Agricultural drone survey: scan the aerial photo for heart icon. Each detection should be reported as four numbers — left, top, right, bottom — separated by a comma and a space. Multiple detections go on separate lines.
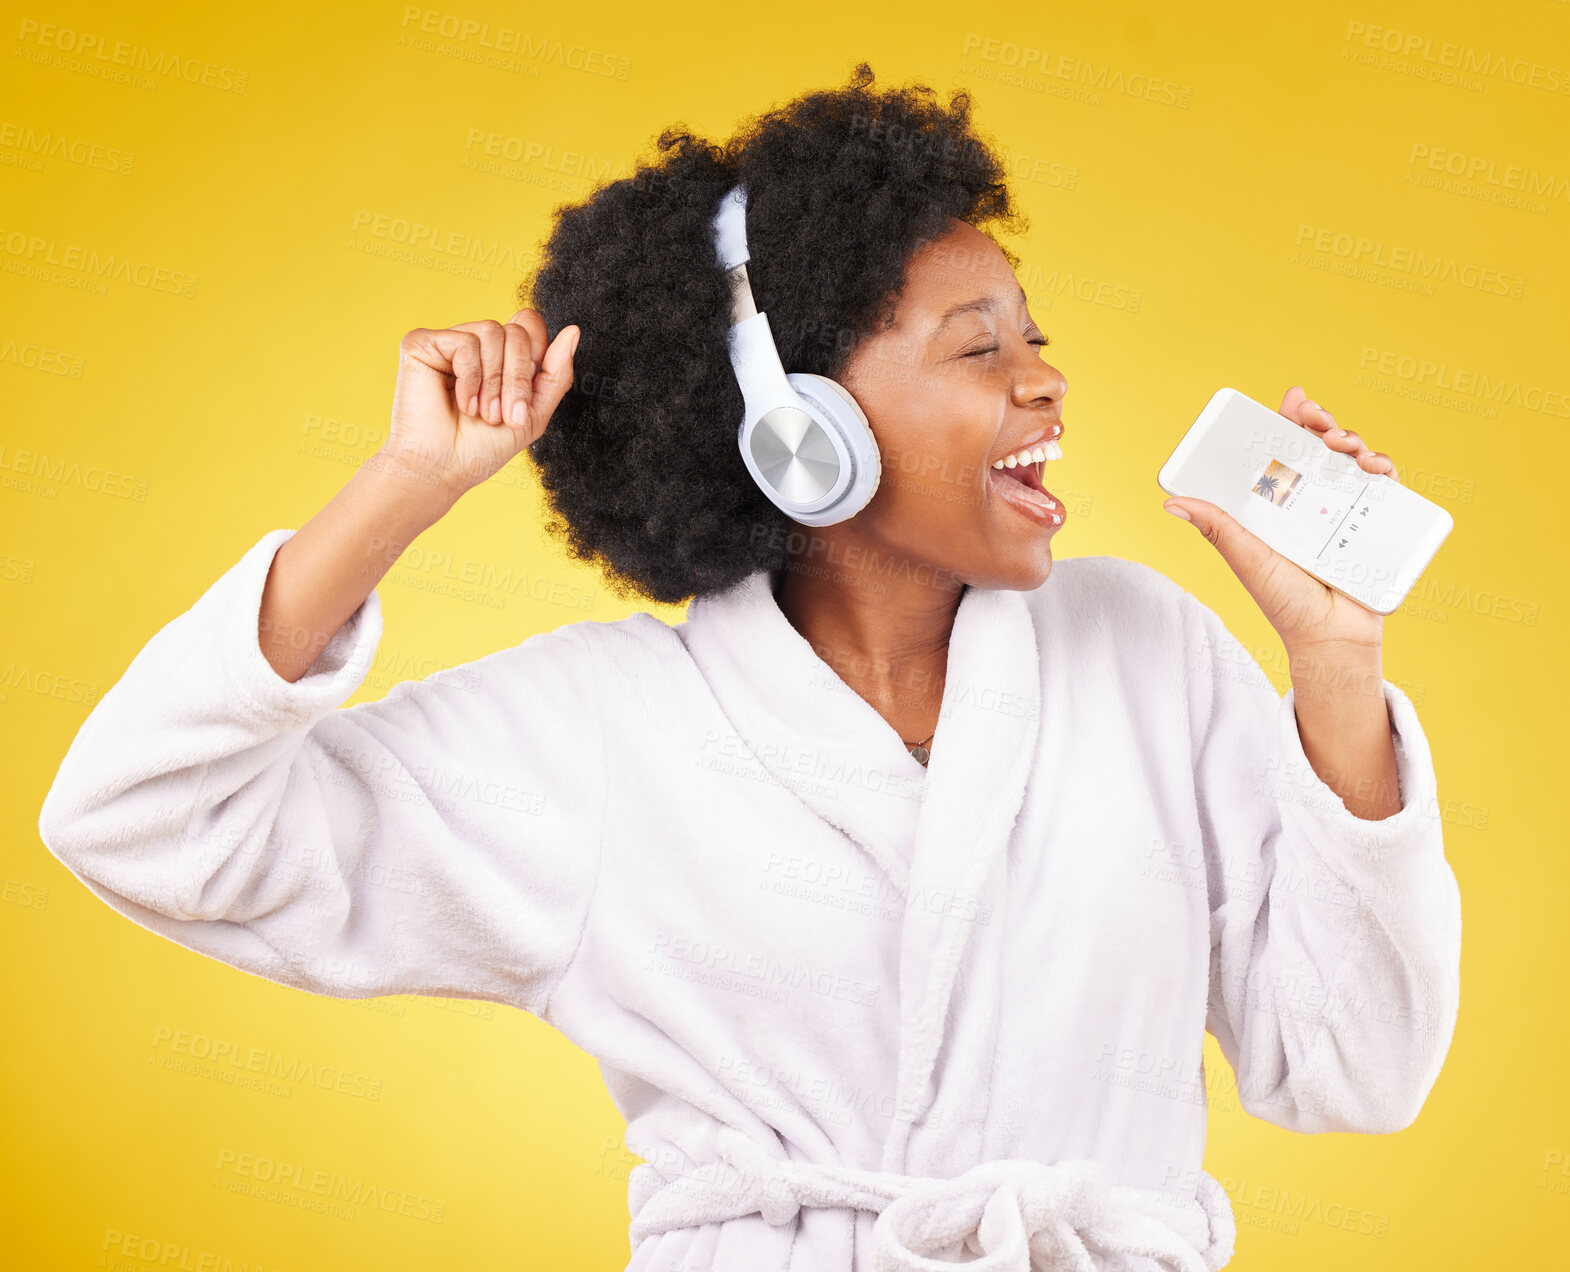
1320, 507, 1328, 514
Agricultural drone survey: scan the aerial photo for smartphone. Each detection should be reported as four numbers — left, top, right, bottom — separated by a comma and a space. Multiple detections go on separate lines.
1157, 387, 1454, 615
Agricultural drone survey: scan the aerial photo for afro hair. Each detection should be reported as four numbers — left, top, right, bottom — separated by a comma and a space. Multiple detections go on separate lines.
518, 60, 1027, 605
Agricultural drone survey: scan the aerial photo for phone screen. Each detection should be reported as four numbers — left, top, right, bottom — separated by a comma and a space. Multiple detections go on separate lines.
1161, 389, 1453, 613
1234, 442, 1384, 569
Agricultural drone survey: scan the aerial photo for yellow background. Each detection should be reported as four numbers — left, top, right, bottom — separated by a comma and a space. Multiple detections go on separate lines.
4, 1, 1566, 1267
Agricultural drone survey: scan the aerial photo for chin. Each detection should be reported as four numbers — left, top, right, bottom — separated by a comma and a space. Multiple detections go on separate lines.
1008, 554, 1056, 592
963, 544, 1056, 593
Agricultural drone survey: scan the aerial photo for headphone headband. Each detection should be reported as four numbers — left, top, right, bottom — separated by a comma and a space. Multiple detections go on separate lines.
713, 183, 751, 271
710, 183, 881, 527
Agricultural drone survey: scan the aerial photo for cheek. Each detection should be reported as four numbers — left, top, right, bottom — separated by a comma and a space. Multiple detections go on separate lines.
859, 375, 996, 519
874, 428, 992, 523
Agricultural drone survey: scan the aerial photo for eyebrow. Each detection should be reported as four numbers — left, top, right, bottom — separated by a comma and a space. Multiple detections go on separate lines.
931, 285, 1030, 338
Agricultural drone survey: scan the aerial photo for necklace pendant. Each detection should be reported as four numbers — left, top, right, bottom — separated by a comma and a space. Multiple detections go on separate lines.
908, 743, 930, 766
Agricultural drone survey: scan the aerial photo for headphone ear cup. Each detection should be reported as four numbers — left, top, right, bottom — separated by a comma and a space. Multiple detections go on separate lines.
786, 372, 881, 520
790, 372, 869, 431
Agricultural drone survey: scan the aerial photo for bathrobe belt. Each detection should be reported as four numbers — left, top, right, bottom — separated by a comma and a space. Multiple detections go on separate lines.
628, 1127, 1237, 1271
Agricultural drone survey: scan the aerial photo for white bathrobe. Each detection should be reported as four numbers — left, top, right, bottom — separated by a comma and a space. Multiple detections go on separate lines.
37, 528, 1463, 1272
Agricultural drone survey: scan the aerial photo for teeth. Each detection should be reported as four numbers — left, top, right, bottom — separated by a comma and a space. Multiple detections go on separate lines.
992, 437, 1063, 469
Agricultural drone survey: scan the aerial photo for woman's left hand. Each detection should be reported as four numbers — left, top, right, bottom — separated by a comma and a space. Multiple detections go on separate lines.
1161, 385, 1400, 658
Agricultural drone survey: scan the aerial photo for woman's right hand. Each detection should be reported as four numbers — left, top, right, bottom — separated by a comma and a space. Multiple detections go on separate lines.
380, 310, 580, 503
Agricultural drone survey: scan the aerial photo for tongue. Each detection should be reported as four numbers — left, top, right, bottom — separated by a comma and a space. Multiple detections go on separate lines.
992, 466, 1056, 512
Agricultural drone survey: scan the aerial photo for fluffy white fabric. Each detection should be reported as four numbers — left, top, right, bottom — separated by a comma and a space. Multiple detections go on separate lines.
38, 529, 1462, 1271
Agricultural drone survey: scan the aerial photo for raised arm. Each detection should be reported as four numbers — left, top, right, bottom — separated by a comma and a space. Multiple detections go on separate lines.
36, 312, 605, 1017
259, 310, 579, 684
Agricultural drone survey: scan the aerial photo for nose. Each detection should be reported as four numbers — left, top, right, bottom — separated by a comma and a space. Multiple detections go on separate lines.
1011, 358, 1067, 411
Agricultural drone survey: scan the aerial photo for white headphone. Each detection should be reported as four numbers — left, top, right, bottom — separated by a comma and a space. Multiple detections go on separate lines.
710, 183, 881, 526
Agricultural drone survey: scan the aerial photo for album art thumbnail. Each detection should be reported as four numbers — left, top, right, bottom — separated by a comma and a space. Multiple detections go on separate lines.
1252, 458, 1301, 506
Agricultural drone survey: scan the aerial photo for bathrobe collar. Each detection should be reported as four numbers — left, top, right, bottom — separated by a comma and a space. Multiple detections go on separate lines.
679, 567, 1044, 1171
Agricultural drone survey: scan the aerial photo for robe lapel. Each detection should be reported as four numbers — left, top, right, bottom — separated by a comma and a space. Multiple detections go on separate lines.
677, 568, 930, 894
881, 583, 1042, 1170
677, 570, 1043, 1172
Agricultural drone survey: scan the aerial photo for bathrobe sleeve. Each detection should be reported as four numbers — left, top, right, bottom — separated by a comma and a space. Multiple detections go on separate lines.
1181, 592, 1462, 1134
36, 529, 607, 1017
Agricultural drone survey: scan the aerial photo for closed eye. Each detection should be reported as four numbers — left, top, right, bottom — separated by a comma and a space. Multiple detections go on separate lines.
964, 337, 1050, 357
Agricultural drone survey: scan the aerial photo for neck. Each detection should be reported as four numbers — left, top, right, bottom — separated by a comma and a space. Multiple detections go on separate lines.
773, 534, 963, 740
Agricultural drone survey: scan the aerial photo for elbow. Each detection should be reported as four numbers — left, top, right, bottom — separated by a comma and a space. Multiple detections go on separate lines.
37, 788, 238, 924
1292, 1020, 1457, 1134
36, 752, 131, 869
37, 783, 94, 869
1313, 907, 1463, 1134
1313, 1070, 1440, 1135
1242, 1071, 1434, 1135
1376, 998, 1461, 1133
1345, 947, 1462, 1134
37, 776, 133, 873
1239, 1006, 1459, 1135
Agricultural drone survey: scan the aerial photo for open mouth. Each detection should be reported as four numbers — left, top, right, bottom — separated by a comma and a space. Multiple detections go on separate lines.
989, 440, 1064, 528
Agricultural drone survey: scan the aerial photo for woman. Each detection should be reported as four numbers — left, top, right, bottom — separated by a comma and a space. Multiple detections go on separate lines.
38, 64, 1461, 1272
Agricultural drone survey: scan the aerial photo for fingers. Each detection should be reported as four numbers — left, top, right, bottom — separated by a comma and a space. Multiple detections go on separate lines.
509, 309, 548, 364
1358, 450, 1398, 480
1284, 386, 1401, 484
410, 312, 575, 435
449, 334, 483, 418
504, 309, 551, 430
528, 324, 580, 436
402, 327, 485, 416
1317, 414, 1399, 481
1279, 385, 1314, 425
449, 320, 509, 422
1280, 385, 1334, 434
1163, 494, 1278, 585
462, 312, 557, 430
501, 310, 577, 436
501, 320, 535, 427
